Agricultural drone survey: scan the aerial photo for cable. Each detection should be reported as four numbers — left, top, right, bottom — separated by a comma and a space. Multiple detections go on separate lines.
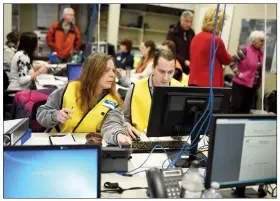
117, 144, 170, 176
97, 4, 101, 52
168, 4, 227, 168
101, 182, 147, 194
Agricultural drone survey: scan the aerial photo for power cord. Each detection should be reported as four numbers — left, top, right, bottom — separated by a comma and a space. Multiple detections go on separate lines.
101, 182, 147, 194
117, 144, 171, 176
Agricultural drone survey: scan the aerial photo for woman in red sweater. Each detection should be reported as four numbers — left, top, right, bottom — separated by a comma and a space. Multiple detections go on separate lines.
188, 7, 232, 87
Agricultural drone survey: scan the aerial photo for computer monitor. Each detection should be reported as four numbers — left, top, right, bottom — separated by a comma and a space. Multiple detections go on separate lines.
67, 64, 83, 81
206, 114, 277, 198
4, 145, 101, 198
146, 86, 231, 167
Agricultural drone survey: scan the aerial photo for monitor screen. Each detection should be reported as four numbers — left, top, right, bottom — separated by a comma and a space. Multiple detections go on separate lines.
4, 145, 100, 198
67, 64, 82, 81
206, 115, 277, 188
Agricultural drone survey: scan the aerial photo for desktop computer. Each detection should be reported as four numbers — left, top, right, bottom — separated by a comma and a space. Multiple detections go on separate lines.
4, 145, 101, 198
132, 86, 231, 165
206, 114, 277, 198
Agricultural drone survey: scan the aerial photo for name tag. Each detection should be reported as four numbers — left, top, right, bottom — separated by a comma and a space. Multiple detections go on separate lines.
102, 99, 117, 110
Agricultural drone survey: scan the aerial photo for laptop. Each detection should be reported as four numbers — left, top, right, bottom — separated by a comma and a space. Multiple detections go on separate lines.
4, 145, 101, 198
67, 64, 83, 81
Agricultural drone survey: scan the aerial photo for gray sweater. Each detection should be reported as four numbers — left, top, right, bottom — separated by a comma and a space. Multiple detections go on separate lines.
36, 85, 126, 145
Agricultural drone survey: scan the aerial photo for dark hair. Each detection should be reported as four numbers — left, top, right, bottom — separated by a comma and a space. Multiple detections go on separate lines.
161, 40, 176, 57
17, 32, 38, 63
153, 49, 175, 68
119, 39, 133, 52
144, 40, 156, 59
6, 31, 20, 46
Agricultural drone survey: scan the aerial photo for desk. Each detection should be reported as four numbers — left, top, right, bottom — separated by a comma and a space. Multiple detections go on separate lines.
23, 133, 274, 198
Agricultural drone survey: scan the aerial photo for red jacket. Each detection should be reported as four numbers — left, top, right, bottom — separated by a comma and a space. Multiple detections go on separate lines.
46, 20, 81, 59
188, 31, 232, 87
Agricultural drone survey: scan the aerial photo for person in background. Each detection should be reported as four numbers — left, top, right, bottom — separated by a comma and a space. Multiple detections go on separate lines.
135, 40, 156, 78
167, 11, 195, 75
161, 40, 184, 82
4, 31, 20, 72
8, 32, 49, 90
120, 49, 184, 140
188, 7, 232, 87
230, 31, 265, 113
46, 7, 81, 63
36, 52, 131, 145
115, 39, 134, 70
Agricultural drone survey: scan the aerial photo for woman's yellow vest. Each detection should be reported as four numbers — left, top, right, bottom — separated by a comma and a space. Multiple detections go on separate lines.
51, 81, 118, 133
131, 76, 184, 132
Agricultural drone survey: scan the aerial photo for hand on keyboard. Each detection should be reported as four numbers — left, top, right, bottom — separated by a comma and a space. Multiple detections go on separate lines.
125, 123, 140, 140
117, 134, 132, 145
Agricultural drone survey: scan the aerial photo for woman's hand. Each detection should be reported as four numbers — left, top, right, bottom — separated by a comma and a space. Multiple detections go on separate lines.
117, 134, 132, 145
57, 108, 73, 124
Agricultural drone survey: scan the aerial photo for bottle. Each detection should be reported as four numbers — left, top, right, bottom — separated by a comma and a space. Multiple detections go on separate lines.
202, 182, 223, 198
181, 160, 204, 198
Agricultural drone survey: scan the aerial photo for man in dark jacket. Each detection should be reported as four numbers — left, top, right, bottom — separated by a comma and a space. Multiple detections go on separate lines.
167, 11, 195, 75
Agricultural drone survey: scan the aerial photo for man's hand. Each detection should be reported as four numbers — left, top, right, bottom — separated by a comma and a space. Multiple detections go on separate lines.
126, 123, 140, 140
116, 68, 126, 77
184, 60, 190, 67
117, 134, 132, 144
57, 108, 72, 124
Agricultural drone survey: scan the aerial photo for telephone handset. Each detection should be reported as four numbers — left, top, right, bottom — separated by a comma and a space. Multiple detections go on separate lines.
146, 167, 183, 198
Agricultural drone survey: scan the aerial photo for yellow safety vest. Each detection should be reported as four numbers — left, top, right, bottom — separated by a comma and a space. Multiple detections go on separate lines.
131, 76, 184, 132
51, 81, 118, 133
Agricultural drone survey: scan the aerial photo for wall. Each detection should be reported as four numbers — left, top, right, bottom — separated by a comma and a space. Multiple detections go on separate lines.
19, 4, 36, 32
4, 4, 12, 43
193, 4, 277, 110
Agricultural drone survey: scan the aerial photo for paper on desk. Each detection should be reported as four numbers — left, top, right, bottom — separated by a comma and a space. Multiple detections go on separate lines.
36, 74, 57, 85
50, 134, 77, 145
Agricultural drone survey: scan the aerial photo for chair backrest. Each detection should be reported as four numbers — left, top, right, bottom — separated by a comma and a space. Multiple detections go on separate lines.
12, 89, 54, 132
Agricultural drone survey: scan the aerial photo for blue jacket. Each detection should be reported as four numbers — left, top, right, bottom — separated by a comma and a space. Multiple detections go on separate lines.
115, 52, 134, 69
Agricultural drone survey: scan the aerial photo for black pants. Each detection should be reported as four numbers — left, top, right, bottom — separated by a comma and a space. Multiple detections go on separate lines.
230, 82, 258, 114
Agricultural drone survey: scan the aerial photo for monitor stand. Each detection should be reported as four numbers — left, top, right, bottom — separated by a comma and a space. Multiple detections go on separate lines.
220, 187, 260, 198
174, 109, 208, 168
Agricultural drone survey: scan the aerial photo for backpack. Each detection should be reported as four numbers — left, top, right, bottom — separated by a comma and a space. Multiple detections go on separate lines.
264, 90, 277, 114
11, 89, 54, 132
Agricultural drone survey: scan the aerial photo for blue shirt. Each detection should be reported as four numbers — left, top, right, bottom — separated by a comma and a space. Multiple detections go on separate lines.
115, 52, 134, 69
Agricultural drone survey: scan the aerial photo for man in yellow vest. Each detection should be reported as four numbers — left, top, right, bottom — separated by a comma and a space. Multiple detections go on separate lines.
123, 49, 185, 140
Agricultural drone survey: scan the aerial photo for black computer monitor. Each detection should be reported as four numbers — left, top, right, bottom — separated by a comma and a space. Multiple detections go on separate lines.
206, 114, 277, 198
146, 86, 231, 167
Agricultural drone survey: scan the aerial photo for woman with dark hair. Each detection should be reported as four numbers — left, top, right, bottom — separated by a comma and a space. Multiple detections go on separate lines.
135, 40, 156, 78
4, 31, 20, 72
37, 52, 131, 145
8, 32, 49, 90
115, 38, 134, 70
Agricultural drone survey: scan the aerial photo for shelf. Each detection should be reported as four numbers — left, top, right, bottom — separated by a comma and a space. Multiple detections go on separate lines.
119, 26, 143, 31
121, 8, 144, 15
144, 29, 167, 34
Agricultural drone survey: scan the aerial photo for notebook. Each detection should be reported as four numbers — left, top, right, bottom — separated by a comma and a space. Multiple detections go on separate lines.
4, 145, 101, 198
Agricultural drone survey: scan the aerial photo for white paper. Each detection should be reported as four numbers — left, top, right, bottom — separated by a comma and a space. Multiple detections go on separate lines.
50, 134, 77, 145
36, 74, 57, 86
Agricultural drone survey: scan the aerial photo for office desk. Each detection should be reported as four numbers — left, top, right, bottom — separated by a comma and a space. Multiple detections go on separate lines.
23, 133, 274, 198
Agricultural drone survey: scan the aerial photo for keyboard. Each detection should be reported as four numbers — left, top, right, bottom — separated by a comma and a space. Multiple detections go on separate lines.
132, 140, 189, 153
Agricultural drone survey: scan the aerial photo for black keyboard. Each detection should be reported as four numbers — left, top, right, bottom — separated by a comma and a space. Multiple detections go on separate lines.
132, 141, 189, 153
